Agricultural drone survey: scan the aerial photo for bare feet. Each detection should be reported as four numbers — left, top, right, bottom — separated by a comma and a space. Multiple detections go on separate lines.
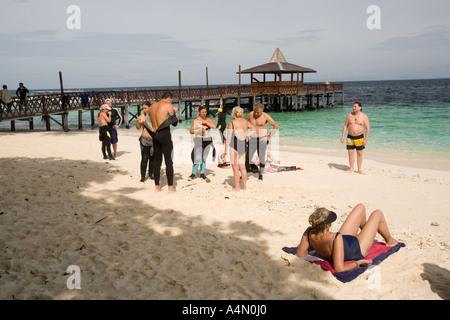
155, 185, 162, 192
386, 238, 399, 247
232, 188, 240, 192
345, 169, 354, 173
168, 186, 176, 193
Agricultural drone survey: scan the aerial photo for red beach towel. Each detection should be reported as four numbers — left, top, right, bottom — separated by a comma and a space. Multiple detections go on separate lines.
282, 241, 405, 283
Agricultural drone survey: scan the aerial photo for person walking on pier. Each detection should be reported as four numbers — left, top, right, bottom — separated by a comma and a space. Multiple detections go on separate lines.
145, 91, 179, 193
16, 82, 29, 112
1, 85, 12, 119
188, 105, 216, 183
245, 103, 279, 180
341, 102, 370, 174
97, 104, 114, 160
105, 98, 122, 159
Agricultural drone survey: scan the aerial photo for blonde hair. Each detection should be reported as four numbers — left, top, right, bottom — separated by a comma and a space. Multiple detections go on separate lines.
308, 207, 332, 234
231, 106, 244, 119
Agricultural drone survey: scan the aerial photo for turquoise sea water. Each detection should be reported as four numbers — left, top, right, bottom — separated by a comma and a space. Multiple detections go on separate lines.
177, 79, 450, 160
2, 79, 450, 162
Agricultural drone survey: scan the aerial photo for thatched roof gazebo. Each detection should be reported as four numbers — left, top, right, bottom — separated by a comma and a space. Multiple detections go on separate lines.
238, 47, 316, 91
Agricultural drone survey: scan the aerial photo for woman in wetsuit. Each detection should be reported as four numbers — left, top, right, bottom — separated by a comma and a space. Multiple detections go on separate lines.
97, 104, 114, 160
296, 203, 398, 272
188, 105, 216, 182
224, 106, 256, 192
136, 101, 154, 182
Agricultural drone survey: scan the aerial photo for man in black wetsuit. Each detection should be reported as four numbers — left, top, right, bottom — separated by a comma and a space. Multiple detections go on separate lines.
216, 107, 226, 143
146, 91, 178, 193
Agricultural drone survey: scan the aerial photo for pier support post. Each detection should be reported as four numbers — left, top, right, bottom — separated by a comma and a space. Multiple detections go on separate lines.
63, 112, 69, 132
29, 118, 33, 130
125, 105, 130, 129
91, 109, 95, 126
78, 110, 83, 129
44, 115, 50, 131
11, 120, 15, 131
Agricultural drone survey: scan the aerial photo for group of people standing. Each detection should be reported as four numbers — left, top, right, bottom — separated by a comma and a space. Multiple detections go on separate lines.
99, 90, 370, 193
224, 104, 279, 191
132, 91, 281, 193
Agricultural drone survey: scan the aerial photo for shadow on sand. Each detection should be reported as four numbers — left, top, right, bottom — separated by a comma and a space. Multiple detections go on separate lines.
0, 157, 334, 300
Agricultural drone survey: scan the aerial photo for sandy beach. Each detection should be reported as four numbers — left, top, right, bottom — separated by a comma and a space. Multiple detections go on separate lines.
0, 128, 449, 300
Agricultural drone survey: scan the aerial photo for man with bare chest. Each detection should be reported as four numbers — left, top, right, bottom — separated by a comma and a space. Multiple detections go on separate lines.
145, 91, 179, 193
340, 102, 370, 174
246, 103, 279, 180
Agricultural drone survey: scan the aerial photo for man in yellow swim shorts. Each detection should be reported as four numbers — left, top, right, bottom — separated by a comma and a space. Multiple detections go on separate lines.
340, 102, 370, 174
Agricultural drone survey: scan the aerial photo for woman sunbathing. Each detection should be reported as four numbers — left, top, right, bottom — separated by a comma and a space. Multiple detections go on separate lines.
296, 203, 398, 272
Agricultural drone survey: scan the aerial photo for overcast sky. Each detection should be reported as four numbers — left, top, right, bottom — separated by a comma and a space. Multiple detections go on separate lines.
1, 0, 449, 89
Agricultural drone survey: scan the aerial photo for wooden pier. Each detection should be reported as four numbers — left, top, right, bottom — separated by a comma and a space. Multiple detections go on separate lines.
0, 48, 344, 132
0, 82, 343, 132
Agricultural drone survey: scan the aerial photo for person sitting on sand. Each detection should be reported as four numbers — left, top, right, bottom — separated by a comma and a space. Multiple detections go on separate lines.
97, 104, 114, 160
224, 106, 256, 192
188, 105, 216, 182
296, 203, 398, 272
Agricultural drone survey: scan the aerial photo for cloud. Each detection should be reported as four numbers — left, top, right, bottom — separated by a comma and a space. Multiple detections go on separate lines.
244, 29, 323, 47
0, 30, 207, 60
371, 26, 450, 51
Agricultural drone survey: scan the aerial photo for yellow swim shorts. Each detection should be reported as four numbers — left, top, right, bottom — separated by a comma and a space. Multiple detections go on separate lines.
346, 134, 365, 150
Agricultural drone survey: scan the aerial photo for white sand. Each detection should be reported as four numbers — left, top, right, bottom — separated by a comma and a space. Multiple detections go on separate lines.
0, 129, 449, 300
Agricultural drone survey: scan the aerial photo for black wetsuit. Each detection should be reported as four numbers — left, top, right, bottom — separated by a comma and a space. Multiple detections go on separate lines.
146, 114, 178, 186
246, 136, 268, 176
217, 112, 226, 143
16, 86, 29, 101
99, 125, 113, 159
139, 133, 154, 181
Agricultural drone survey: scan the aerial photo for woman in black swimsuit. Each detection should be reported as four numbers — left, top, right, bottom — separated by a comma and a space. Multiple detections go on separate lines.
296, 203, 398, 272
224, 107, 256, 191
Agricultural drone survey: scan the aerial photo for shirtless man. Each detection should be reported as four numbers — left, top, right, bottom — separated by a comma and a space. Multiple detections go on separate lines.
245, 103, 279, 180
146, 91, 178, 193
340, 102, 370, 174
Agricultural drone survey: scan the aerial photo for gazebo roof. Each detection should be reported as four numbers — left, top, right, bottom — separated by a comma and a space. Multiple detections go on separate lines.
240, 47, 316, 74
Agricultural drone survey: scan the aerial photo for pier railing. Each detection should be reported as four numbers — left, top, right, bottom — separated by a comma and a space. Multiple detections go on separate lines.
1, 83, 343, 121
